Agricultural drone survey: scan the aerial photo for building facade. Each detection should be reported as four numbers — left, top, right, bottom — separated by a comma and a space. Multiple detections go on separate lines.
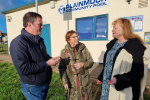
1, 0, 150, 63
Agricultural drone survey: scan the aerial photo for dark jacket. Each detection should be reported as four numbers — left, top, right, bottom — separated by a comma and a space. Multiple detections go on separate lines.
98, 38, 146, 100
10, 28, 52, 85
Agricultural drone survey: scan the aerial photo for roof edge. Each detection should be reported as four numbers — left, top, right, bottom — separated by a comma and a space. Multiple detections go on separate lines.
1, 0, 50, 14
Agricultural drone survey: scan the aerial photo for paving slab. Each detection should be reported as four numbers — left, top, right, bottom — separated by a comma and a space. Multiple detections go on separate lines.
0, 54, 13, 63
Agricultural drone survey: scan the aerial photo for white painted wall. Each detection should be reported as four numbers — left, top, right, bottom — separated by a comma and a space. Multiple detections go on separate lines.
6, 0, 150, 66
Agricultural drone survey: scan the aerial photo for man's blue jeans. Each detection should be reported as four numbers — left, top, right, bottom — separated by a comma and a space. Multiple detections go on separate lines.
21, 82, 49, 100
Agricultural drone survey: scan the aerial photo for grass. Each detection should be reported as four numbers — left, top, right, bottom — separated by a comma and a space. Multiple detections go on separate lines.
144, 93, 150, 100
0, 62, 66, 100
0, 44, 8, 54
0, 44, 8, 50
0, 62, 150, 100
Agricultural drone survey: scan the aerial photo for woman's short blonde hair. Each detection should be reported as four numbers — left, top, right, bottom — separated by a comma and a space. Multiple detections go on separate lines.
65, 30, 78, 42
112, 18, 144, 44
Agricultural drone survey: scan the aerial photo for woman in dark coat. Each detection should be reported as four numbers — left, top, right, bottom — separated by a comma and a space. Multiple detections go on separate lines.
97, 18, 147, 100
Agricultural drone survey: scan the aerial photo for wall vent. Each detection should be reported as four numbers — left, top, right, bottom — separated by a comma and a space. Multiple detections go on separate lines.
138, 0, 148, 8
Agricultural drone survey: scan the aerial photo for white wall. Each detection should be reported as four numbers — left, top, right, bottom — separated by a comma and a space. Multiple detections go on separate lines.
6, 0, 150, 64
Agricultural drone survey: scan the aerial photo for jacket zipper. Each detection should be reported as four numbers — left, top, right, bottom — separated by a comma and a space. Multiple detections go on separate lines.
74, 47, 81, 100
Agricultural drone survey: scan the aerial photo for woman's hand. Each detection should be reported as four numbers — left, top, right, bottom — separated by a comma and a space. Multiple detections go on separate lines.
64, 84, 68, 90
108, 77, 117, 85
97, 80, 102, 84
74, 62, 84, 69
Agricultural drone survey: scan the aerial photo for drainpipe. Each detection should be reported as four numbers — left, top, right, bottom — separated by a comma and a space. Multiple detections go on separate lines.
35, 0, 38, 13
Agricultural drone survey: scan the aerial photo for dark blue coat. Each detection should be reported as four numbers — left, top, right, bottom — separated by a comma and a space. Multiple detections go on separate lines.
10, 28, 52, 85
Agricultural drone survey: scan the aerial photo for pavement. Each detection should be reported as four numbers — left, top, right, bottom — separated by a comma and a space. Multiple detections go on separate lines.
0, 54, 13, 63
0, 54, 150, 87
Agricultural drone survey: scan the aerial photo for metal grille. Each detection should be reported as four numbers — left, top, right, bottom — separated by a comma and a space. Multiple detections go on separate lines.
138, 0, 148, 8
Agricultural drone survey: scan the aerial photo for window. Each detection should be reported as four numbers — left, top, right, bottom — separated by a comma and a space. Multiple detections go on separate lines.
76, 14, 108, 41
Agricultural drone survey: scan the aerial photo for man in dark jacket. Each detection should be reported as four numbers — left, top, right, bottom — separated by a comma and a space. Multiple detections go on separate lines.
10, 12, 60, 100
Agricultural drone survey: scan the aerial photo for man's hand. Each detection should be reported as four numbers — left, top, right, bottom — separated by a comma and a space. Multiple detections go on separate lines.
46, 56, 61, 66
97, 80, 102, 84
108, 77, 117, 85
52, 56, 61, 64
74, 62, 84, 69
64, 84, 68, 90
52, 56, 61, 60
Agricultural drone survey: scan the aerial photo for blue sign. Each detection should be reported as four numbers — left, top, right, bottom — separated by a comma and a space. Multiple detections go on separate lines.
58, 0, 109, 15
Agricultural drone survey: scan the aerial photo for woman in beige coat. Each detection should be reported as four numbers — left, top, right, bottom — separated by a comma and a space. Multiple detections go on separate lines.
59, 30, 94, 100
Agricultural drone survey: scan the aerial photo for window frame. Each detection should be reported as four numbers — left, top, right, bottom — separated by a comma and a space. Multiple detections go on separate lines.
75, 14, 109, 41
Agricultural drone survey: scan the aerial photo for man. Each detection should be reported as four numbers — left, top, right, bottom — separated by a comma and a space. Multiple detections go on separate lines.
10, 12, 60, 100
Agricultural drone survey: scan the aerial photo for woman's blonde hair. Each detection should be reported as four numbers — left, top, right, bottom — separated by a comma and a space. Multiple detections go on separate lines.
112, 18, 144, 45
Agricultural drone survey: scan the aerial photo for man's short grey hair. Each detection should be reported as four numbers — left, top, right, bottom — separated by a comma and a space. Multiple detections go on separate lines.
23, 12, 42, 28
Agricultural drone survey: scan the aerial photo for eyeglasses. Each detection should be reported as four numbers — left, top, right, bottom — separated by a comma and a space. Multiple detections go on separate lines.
32, 23, 43, 27
70, 36, 79, 39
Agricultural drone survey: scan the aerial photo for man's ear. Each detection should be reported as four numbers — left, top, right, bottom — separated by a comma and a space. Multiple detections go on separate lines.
27, 22, 32, 27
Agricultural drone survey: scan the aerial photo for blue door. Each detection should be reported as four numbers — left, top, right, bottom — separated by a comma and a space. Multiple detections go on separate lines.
41, 24, 51, 56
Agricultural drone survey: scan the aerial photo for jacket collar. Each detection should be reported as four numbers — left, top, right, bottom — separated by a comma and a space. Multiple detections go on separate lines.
107, 38, 146, 51
65, 42, 85, 51
106, 38, 117, 50
21, 28, 43, 43
107, 38, 146, 62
